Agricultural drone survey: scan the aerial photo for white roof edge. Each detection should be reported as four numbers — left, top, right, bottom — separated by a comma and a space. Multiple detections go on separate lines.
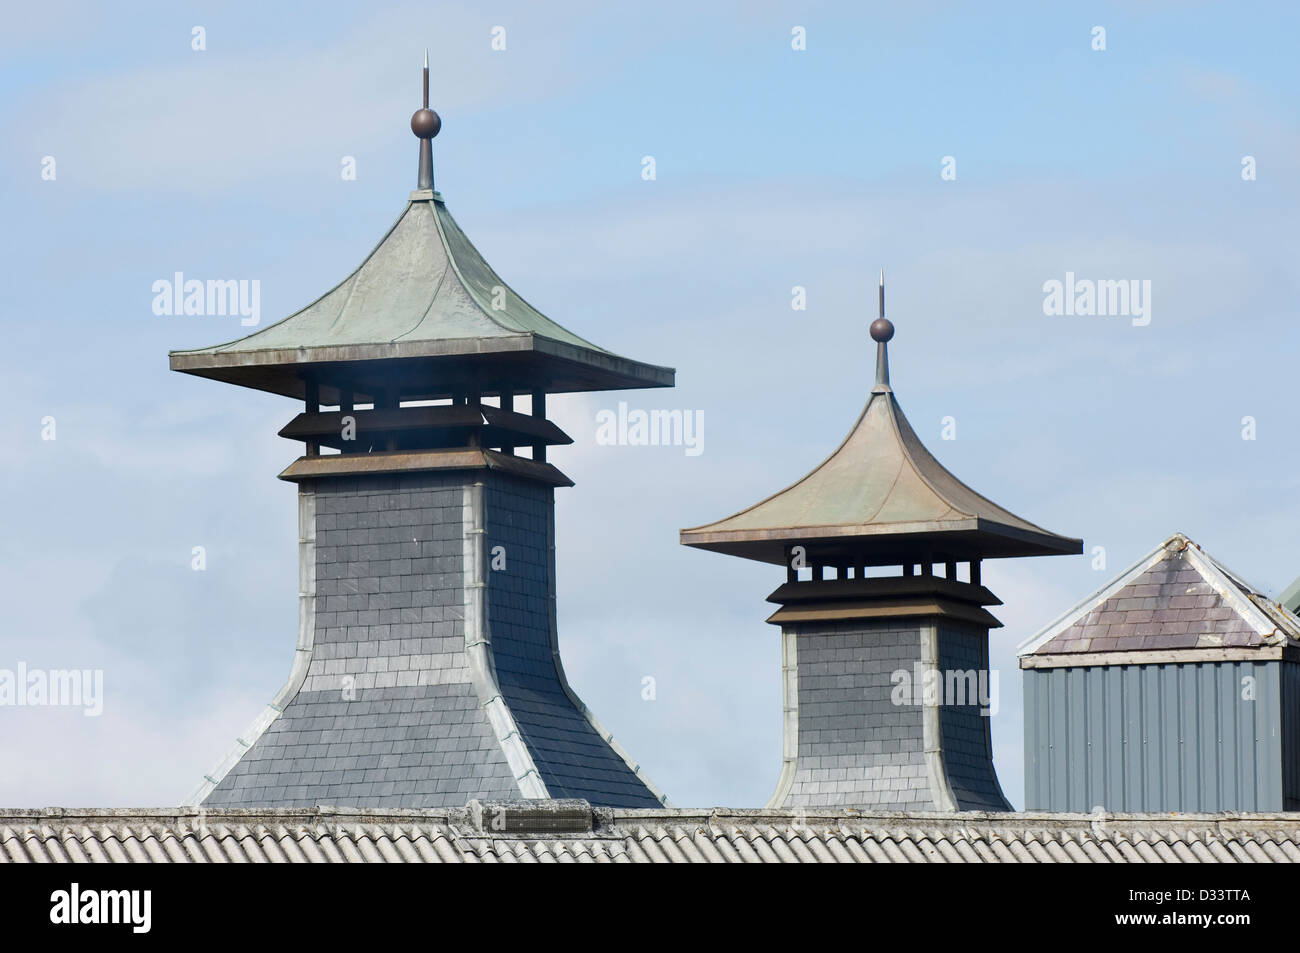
461, 483, 549, 799
1016, 533, 1188, 656
1183, 542, 1299, 640
1181, 545, 1272, 636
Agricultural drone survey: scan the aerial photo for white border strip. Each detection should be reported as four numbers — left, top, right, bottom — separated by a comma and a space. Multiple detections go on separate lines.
1021, 646, 1287, 669
462, 481, 549, 799
764, 629, 799, 809
920, 622, 960, 811
1184, 544, 1285, 640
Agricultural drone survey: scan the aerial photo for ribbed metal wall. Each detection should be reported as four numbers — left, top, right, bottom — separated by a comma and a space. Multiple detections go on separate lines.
1282, 661, 1300, 810
1024, 661, 1288, 813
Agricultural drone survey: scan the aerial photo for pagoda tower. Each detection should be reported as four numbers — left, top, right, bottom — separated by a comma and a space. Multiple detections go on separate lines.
680, 276, 1080, 811
172, 63, 672, 810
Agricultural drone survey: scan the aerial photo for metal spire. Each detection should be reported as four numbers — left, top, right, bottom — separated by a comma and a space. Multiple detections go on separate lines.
870, 268, 894, 391
410, 50, 441, 190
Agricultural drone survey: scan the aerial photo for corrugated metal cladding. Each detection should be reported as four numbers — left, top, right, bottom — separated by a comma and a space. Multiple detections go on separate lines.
1024, 661, 1294, 813
1283, 661, 1300, 809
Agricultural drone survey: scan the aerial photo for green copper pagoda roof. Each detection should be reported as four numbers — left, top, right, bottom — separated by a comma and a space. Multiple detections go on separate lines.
170, 67, 672, 404
680, 291, 1081, 567
170, 192, 673, 403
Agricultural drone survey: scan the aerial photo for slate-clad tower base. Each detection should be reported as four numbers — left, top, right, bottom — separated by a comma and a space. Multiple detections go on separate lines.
766, 577, 1012, 812
194, 462, 665, 810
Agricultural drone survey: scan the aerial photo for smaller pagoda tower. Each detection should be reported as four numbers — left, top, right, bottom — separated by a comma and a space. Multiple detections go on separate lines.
681, 275, 1081, 812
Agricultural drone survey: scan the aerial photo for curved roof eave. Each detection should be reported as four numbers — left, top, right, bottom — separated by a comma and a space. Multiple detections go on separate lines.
680, 385, 1080, 561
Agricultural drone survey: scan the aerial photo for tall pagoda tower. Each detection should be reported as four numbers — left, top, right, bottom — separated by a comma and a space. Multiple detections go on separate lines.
681, 278, 1080, 811
171, 64, 672, 810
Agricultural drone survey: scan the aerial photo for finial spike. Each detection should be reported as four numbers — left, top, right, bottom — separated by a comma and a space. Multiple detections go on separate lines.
869, 267, 894, 392
411, 53, 441, 191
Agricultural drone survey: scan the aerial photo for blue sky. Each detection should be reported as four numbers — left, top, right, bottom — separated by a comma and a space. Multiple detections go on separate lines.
1, 0, 1297, 808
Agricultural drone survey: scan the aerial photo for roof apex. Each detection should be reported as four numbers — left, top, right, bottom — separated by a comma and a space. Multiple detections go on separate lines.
1018, 533, 1300, 658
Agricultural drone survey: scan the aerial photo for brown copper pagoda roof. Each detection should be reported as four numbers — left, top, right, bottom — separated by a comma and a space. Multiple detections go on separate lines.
680, 290, 1081, 567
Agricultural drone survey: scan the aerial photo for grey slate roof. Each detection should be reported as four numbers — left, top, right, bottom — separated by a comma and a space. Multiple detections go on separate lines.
4, 806, 1299, 863
482, 478, 663, 806
1020, 533, 1300, 660
772, 619, 1011, 813
169, 193, 674, 402
195, 471, 665, 811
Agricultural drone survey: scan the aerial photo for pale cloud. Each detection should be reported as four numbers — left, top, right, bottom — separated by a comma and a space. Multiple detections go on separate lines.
6, 1, 624, 194
0, 0, 107, 57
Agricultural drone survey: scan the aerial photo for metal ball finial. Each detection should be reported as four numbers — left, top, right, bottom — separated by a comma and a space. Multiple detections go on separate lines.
411, 108, 441, 139
414, 52, 438, 190
870, 317, 894, 343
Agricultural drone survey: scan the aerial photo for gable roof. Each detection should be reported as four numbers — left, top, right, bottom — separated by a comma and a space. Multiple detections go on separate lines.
4, 806, 1298, 863
680, 379, 1081, 566
1018, 533, 1300, 660
169, 193, 674, 403
1282, 575, 1300, 615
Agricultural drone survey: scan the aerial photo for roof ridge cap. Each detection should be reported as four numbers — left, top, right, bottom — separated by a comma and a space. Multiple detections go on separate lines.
389, 260, 451, 343
882, 391, 977, 521
429, 200, 620, 358
1183, 543, 1284, 639
889, 392, 1074, 538
427, 199, 530, 338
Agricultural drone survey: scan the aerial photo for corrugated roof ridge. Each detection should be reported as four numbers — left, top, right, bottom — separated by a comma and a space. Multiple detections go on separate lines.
8, 808, 1300, 862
